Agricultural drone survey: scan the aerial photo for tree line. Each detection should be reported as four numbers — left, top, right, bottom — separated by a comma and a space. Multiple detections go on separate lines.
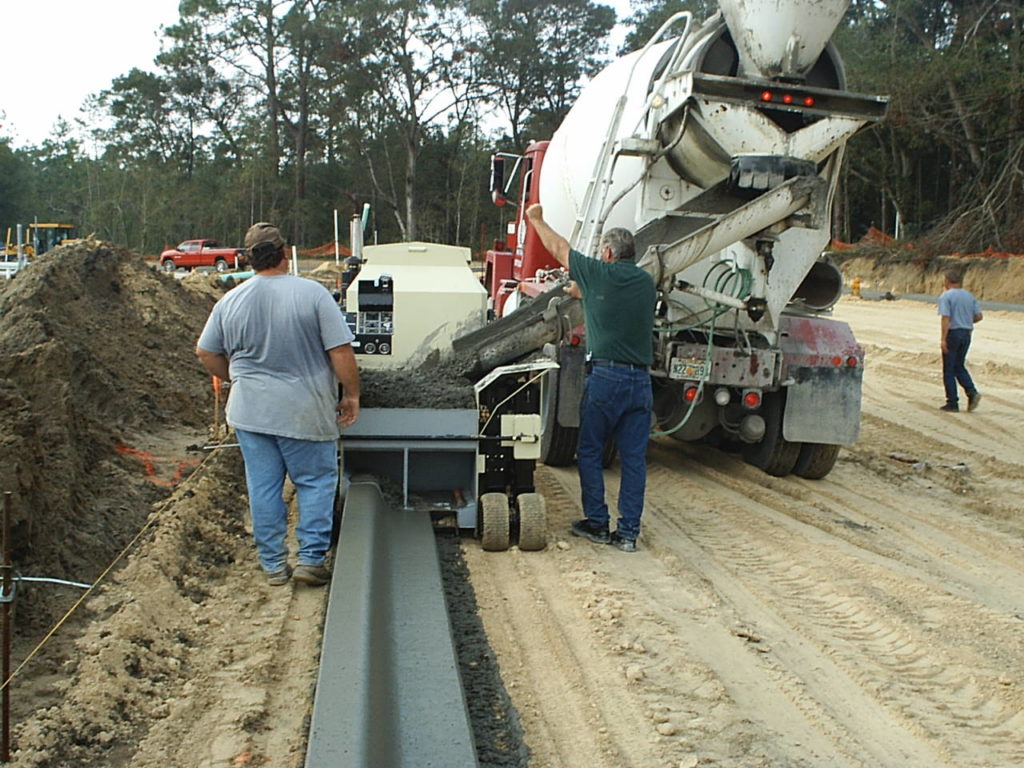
1, 0, 1021, 258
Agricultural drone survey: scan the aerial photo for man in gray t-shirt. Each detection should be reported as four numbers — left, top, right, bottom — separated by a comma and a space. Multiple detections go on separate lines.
196, 222, 360, 586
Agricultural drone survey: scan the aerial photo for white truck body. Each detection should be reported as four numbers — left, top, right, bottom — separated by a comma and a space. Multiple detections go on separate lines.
461, 0, 888, 478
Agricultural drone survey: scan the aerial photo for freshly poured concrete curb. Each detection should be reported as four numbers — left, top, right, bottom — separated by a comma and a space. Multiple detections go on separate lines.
305, 479, 477, 768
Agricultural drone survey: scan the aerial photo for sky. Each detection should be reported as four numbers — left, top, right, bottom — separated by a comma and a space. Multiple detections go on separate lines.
1, 0, 187, 148
1, 0, 636, 149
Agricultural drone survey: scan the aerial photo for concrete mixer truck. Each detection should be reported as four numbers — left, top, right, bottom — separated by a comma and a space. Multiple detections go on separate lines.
455, 0, 888, 479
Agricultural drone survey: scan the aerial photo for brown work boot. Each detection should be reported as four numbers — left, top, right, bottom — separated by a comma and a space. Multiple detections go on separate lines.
267, 565, 292, 587
293, 563, 331, 586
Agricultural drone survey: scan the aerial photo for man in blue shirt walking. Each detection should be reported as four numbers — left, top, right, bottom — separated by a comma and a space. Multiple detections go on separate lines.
938, 268, 983, 412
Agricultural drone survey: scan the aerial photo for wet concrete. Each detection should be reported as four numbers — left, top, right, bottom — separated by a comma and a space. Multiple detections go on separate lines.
359, 351, 479, 409
437, 529, 530, 768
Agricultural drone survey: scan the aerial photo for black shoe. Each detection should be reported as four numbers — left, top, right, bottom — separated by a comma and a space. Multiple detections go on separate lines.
968, 392, 981, 411
570, 519, 610, 544
939, 403, 958, 412
609, 532, 637, 553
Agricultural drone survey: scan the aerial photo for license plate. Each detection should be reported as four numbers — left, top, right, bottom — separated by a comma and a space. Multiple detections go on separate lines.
669, 357, 708, 380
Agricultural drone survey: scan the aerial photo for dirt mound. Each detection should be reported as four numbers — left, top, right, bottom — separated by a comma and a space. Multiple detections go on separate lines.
0, 241, 214, 629
10, 447, 253, 768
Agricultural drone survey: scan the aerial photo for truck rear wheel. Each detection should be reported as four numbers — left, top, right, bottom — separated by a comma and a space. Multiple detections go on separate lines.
793, 443, 840, 479
214, 258, 229, 272
742, 391, 799, 477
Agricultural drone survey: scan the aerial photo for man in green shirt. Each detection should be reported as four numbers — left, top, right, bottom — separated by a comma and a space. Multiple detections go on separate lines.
525, 204, 657, 552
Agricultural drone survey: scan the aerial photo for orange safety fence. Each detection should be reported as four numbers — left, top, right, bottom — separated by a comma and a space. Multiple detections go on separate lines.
298, 242, 352, 259
831, 226, 1023, 259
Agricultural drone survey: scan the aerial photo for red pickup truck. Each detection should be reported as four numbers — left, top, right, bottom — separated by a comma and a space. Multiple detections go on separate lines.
159, 239, 247, 272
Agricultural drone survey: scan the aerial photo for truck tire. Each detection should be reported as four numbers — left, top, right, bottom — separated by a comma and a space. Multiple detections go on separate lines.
214, 258, 229, 272
480, 493, 510, 551
516, 493, 547, 551
161, 260, 176, 273
793, 443, 840, 479
541, 372, 578, 467
742, 391, 799, 477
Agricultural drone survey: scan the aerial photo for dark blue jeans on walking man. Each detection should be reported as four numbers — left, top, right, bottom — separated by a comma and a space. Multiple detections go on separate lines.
576, 364, 653, 541
942, 328, 977, 407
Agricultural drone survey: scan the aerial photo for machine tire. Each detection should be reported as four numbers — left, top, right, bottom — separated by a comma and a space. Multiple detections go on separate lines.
480, 492, 510, 551
742, 391, 799, 477
214, 258, 229, 272
161, 260, 177, 273
516, 493, 547, 551
541, 371, 578, 467
793, 443, 840, 479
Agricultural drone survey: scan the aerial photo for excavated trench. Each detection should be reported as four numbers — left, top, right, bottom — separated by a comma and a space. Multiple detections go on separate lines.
0, 244, 525, 766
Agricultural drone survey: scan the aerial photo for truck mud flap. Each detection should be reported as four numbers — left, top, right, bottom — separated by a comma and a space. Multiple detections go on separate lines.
782, 366, 861, 445
779, 315, 863, 445
556, 345, 585, 428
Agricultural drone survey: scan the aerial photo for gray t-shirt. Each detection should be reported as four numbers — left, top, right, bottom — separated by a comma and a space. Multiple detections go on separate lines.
197, 274, 355, 440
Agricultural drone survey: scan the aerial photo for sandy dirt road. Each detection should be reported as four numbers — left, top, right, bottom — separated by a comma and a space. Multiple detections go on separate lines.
464, 295, 1024, 768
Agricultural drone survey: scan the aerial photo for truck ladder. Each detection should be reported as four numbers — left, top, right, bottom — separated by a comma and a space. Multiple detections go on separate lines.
571, 12, 693, 256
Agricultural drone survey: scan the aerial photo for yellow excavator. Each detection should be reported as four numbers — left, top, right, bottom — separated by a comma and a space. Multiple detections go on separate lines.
2, 223, 78, 277
3, 222, 77, 260
2, 223, 77, 278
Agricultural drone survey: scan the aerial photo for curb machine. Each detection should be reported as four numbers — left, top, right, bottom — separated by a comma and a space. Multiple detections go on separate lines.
457, 0, 888, 479
338, 240, 552, 550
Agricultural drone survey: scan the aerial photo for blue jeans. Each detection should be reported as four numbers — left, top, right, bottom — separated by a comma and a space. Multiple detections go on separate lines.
576, 365, 653, 540
942, 328, 977, 406
235, 429, 338, 573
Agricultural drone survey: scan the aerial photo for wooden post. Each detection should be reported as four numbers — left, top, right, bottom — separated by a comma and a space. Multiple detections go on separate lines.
2, 491, 12, 762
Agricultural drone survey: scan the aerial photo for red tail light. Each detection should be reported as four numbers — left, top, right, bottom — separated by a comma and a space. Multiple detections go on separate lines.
758, 91, 816, 109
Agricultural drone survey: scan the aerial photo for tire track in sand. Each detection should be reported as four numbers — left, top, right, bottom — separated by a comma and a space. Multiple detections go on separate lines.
638, 445, 1024, 768
462, 474, 679, 768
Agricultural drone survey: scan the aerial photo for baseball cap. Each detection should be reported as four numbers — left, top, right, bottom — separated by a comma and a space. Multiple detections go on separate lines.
244, 222, 285, 251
